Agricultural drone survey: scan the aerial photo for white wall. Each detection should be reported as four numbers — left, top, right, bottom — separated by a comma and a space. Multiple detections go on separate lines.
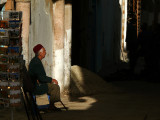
64, 4, 72, 89
29, 0, 54, 77
29, 0, 72, 92
120, 0, 127, 51
0, 0, 7, 4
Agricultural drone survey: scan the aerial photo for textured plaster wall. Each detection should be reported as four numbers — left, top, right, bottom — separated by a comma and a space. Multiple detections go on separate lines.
16, 1, 30, 67
52, 0, 65, 91
64, 4, 72, 89
29, 0, 71, 92
29, 0, 54, 77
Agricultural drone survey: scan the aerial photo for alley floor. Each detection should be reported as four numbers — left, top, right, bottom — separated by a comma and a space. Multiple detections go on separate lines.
41, 80, 160, 120
1, 80, 160, 120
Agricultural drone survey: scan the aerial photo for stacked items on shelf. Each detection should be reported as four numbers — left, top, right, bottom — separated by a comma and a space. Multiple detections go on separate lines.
0, 11, 23, 108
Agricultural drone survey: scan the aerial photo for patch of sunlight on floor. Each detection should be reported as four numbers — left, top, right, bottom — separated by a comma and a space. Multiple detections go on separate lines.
67, 96, 97, 110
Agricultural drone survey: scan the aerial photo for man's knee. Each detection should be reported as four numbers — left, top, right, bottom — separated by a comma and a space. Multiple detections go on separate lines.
51, 84, 60, 91
48, 83, 60, 93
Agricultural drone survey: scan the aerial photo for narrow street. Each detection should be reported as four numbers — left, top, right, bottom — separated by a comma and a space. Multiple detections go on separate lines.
42, 62, 160, 120
1, 68, 160, 120
0, 0, 160, 120
42, 80, 160, 120
42, 63, 160, 120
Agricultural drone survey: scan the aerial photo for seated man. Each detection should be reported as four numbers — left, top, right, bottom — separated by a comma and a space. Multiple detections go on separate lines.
28, 44, 61, 111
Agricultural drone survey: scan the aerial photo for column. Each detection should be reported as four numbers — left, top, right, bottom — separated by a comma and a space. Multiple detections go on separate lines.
5, 0, 14, 10
53, 0, 65, 92
15, 0, 31, 68
64, 3, 72, 93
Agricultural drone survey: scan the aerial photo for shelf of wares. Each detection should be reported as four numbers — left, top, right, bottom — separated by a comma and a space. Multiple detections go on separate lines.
0, 11, 23, 109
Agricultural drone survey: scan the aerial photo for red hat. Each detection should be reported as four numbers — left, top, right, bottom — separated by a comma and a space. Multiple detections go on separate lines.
33, 44, 44, 53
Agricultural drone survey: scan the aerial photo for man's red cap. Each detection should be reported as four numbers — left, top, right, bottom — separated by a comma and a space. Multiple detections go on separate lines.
33, 44, 44, 53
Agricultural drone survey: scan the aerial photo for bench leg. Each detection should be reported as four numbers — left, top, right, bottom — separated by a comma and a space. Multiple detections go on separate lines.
59, 100, 68, 111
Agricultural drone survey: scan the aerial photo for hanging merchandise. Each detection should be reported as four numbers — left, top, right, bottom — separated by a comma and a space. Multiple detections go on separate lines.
0, 20, 8, 28
0, 45, 8, 54
9, 20, 21, 29
8, 29, 20, 38
0, 29, 8, 36
2, 11, 9, 20
0, 11, 23, 108
0, 37, 9, 45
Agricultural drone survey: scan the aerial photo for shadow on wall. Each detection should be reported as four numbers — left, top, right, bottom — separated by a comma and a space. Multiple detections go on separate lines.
67, 0, 124, 103
69, 0, 123, 98
112, 0, 122, 64
98, 0, 122, 78
71, 0, 122, 74
71, 0, 93, 71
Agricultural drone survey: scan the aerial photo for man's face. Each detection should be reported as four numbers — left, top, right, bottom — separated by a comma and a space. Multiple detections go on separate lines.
40, 47, 46, 59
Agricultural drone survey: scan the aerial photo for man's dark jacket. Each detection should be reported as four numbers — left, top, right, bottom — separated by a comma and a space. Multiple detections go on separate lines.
28, 56, 52, 95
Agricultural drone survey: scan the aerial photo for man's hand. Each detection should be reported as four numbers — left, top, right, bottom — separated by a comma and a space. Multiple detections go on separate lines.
52, 79, 58, 85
